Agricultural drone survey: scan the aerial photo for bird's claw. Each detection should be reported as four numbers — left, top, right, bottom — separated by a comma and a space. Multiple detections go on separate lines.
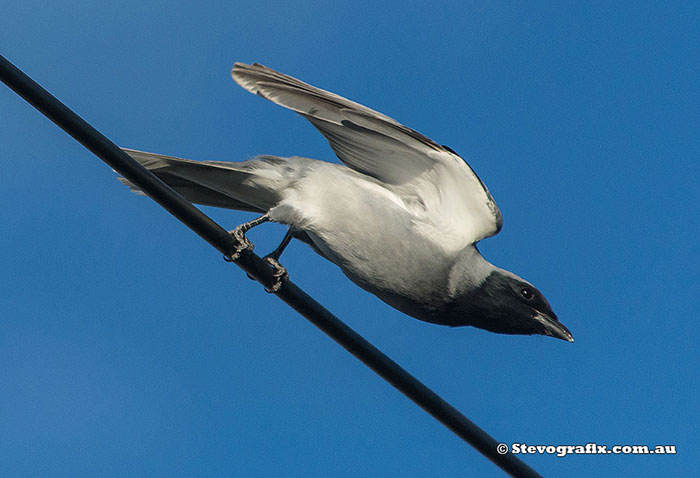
223, 226, 254, 262
223, 217, 287, 292
263, 256, 288, 293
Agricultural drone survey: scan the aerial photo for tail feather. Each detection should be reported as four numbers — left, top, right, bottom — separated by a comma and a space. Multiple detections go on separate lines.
117, 174, 262, 212
118, 149, 287, 213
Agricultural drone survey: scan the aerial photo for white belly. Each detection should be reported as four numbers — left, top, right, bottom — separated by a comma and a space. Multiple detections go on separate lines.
268, 163, 452, 303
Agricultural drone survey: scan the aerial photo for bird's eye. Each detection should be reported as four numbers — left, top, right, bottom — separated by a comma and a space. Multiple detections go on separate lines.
520, 287, 534, 300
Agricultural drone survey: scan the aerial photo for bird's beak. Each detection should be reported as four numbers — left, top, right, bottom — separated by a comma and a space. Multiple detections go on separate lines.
534, 312, 574, 342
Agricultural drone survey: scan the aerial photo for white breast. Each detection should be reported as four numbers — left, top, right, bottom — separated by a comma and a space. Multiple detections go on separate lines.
268, 162, 454, 297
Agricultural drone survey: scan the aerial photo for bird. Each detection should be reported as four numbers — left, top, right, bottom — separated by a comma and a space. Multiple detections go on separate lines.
119, 62, 573, 342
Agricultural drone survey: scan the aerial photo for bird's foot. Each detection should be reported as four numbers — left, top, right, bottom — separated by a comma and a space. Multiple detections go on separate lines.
224, 225, 254, 262
262, 256, 288, 293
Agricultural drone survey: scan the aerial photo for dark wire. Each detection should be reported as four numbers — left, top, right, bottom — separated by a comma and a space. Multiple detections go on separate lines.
0, 54, 541, 478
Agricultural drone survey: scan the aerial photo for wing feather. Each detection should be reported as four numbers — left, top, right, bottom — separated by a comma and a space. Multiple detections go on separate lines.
232, 62, 502, 243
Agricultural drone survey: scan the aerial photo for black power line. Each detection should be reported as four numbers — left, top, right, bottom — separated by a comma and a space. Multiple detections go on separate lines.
0, 54, 541, 478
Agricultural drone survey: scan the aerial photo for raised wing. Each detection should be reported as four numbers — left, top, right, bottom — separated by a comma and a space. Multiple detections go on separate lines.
232, 62, 502, 244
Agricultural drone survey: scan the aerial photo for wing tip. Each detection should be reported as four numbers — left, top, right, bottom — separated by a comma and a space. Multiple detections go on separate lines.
231, 61, 270, 81
231, 62, 249, 85
231, 61, 250, 75
232, 62, 269, 93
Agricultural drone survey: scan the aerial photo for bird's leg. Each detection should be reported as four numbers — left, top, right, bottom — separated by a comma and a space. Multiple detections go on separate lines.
260, 228, 293, 293
265, 227, 294, 262
243, 227, 294, 292
224, 213, 271, 262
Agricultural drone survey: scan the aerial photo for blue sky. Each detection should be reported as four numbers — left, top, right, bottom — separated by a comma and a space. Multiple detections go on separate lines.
1, 2, 697, 476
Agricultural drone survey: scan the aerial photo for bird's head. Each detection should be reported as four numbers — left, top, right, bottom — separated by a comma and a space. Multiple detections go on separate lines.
452, 270, 573, 342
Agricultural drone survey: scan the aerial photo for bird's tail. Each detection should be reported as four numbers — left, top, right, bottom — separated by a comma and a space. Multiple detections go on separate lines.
118, 149, 296, 213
